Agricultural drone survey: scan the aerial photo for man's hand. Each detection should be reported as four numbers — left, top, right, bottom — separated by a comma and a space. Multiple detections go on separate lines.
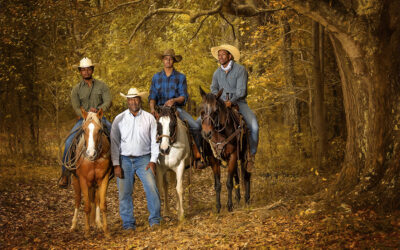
225, 101, 232, 108
114, 165, 123, 179
89, 107, 98, 112
145, 162, 156, 175
164, 98, 175, 107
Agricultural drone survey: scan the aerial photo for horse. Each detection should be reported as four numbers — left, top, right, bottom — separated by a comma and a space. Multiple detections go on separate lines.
199, 87, 251, 212
155, 106, 192, 221
70, 107, 112, 237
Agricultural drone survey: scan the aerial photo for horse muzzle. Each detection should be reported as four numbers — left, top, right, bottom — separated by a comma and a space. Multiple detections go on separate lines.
160, 146, 171, 156
202, 130, 212, 140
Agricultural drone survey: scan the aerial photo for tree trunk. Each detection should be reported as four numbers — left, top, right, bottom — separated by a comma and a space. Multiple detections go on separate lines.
281, 17, 300, 144
312, 21, 327, 169
286, 0, 400, 209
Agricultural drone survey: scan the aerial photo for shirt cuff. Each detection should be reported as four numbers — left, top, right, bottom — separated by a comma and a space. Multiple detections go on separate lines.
150, 155, 158, 163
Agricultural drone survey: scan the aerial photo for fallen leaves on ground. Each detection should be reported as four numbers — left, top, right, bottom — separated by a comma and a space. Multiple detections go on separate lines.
0, 165, 399, 249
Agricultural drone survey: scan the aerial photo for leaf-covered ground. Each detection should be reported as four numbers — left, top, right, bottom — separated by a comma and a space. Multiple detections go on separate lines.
0, 164, 399, 249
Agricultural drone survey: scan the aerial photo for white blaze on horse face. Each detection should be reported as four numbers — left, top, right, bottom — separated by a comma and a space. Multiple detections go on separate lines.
86, 122, 96, 157
159, 116, 171, 151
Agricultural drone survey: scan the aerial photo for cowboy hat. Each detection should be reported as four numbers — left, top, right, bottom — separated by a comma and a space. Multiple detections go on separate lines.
157, 49, 182, 62
211, 44, 241, 61
120, 88, 148, 98
75, 57, 97, 68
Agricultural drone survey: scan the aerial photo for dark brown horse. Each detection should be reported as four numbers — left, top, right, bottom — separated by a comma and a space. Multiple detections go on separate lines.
70, 108, 112, 237
199, 87, 251, 212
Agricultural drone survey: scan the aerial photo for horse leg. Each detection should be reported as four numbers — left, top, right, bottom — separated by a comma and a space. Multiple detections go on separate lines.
243, 163, 251, 205
95, 188, 102, 229
226, 153, 238, 212
79, 177, 91, 237
89, 187, 96, 227
211, 163, 221, 213
70, 175, 80, 232
234, 165, 241, 206
156, 166, 169, 216
98, 171, 111, 237
175, 162, 185, 221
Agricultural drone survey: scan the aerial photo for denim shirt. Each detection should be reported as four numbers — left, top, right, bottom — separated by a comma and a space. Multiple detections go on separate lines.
210, 61, 248, 104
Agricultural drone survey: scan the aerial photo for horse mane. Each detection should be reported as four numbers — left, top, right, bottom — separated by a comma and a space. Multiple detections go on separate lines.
85, 112, 102, 126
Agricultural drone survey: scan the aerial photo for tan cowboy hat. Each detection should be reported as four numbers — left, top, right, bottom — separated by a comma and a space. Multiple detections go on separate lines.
120, 88, 148, 99
157, 48, 182, 62
211, 44, 240, 61
74, 57, 97, 68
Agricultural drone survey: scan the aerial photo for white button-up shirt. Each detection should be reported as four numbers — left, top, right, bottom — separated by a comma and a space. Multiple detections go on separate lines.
110, 109, 159, 165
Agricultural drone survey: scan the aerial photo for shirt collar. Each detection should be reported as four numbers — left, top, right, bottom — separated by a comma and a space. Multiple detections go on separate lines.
128, 109, 143, 117
162, 69, 176, 77
80, 78, 96, 87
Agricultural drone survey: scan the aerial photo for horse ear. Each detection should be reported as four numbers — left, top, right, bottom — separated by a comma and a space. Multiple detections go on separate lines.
199, 87, 206, 98
216, 88, 224, 99
81, 107, 88, 119
97, 108, 103, 119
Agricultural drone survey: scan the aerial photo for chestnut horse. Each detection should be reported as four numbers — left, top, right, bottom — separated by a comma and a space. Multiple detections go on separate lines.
70, 108, 112, 237
199, 87, 251, 212
155, 106, 192, 221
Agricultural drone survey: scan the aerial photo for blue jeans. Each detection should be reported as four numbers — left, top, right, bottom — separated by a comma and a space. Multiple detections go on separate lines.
117, 154, 161, 229
61, 117, 111, 172
237, 102, 259, 155
176, 107, 202, 150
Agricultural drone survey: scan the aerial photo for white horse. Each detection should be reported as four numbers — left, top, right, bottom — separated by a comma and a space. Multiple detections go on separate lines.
155, 106, 192, 221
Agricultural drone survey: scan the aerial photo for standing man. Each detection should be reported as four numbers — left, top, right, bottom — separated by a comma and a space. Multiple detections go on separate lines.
58, 57, 112, 188
210, 44, 259, 171
111, 88, 161, 230
149, 48, 204, 168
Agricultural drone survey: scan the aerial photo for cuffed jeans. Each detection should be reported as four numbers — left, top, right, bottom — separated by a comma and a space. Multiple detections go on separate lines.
237, 102, 259, 155
176, 107, 202, 150
61, 117, 111, 172
117, 154, 161, 229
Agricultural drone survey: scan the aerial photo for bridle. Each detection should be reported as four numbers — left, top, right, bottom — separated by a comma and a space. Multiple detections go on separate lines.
156, 108, 178, 144
82, 118, 105, 161
201, 101, 227, 133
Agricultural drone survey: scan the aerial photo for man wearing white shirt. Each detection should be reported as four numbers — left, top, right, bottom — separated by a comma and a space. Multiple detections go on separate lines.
110, 88, 161, 230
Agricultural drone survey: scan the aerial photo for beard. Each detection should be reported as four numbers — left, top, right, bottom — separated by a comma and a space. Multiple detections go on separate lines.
84, 76, 93, 80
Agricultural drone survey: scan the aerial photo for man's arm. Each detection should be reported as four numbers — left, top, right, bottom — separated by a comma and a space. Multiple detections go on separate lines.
110, 115, 123, 178
210, 71, 220, 95
71, 86, 82, 117
98, 83, 112, 112
231, 66, 248, 103
145, 115, 160, 175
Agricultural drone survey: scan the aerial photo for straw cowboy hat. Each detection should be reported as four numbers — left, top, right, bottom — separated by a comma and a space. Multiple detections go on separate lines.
211, 44, 241, 61
120, 88, 148, 99
74, 57, 98, 69
157, 49, 182, 62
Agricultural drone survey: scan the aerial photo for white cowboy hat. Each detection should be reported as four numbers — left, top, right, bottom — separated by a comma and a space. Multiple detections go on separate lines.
75, 57, 97, 68
211, 44, 241, 61
120, 88, 148, 98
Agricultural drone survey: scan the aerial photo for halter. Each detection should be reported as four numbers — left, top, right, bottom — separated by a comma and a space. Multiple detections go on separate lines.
201, 103, 227, 133
81, 115, 105, 161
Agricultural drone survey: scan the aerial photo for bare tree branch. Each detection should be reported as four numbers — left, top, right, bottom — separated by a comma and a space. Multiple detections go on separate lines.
87, 0, 145, 18
128, 1, 224, 43
189, 15, 210, 42
218, 12, 236, 40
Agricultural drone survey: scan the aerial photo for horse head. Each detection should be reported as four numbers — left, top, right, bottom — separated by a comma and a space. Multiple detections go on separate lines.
199, 87, 227, 140
81, 107, 104, 161
156, 106, 178, 155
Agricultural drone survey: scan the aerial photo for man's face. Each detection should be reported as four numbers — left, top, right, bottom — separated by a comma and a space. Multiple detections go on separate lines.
162, 56, 174, 69
218, 50, 232, 66
80, 67, 93, 80
127, 97, 141, 113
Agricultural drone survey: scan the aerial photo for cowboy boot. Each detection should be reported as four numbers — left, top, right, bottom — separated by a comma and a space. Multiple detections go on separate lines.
192, 138, 206, 169
58, 170, 70, 189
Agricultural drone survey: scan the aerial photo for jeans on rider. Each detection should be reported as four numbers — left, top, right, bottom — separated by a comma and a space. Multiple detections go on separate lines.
117, 154, 161, 229
176, 107, 202, 150
61, 117, 112, 173
237, 102, 259, 155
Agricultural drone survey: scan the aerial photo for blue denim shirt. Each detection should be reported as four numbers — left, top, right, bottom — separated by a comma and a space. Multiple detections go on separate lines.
210, 61, 248, 104
149, 69, 188, 107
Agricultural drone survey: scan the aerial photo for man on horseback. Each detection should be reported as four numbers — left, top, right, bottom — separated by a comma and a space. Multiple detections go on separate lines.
210, 44, 259, 171
111, 88, 161, 230
149, 48, 205, 169
58, 57, 112, 188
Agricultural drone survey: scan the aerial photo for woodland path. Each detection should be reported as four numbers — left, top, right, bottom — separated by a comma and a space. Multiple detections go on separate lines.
0, 164, 399, 249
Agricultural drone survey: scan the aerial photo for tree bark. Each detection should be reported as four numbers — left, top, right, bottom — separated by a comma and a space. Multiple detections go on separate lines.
285, 0, 400, 209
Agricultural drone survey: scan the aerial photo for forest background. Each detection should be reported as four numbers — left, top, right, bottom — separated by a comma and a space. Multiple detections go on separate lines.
1, 0, 400, 248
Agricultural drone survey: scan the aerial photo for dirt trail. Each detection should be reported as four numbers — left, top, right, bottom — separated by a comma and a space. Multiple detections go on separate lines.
0, 165, 399, 249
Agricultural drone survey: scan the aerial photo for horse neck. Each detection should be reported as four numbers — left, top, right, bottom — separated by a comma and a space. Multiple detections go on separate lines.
175, 118, 190, 145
